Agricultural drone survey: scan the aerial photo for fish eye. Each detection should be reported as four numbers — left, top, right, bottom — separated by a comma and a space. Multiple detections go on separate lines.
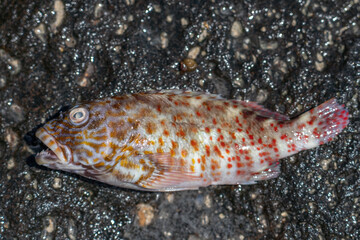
69, 107, 89, 125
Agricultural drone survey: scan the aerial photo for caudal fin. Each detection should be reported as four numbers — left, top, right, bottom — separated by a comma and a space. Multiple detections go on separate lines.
295, 98, 349, 148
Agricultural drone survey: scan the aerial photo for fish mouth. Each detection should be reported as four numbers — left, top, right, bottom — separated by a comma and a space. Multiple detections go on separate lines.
35, 127, 71, 166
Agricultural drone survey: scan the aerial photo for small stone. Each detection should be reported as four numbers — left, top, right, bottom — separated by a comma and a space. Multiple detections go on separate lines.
160, 32, 168, 49
219, 213, 225, 219
5, 128, 19, 149
125, 0, 135, 6
0, 77, 6, 88
67, 219, 77, 240
201, 214, 209, 225
153, 4, 161, 13
315, 61, 325, 71
259, 39, 278, 50
181, 18, 188, 27
9, 103, 25, 122
180, 58, 198, 72
137, 203, 154, 227
53, 177, 62, 189
231, 20, 243, 38
166, 193, 174, 203
65, 36, 77, 48
34, 23, 47, 42
50, 0, 65, 33
321, 159, 331, 171
166, 15, 173, 23
77, 63, 95, 87
281, 211, 288, 217
41, 216, 56, 240
115, 23, 128, 35
94, 3, 104, 18
204, 194, 212, 208
256, 89, 268, 103
7, 157, 15, 169
187, 46, 201, 59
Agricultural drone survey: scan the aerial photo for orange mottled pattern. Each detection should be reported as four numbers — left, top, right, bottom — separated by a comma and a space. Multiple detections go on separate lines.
35, 91, 349, 191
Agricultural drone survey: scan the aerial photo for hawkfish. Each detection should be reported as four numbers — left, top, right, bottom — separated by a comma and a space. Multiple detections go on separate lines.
35, 91, 349, 191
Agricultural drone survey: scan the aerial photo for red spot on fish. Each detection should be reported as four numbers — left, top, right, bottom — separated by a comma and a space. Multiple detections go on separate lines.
258, 138, 263, 144
227, 163, 232, 169
176, 129, 186, 138
163, 129, 169, 136
213, 118, 217, 125
280, 134, 287, 140
213, 146, 222, 158
205, 145, 211, 156
190, 139, 199, 151
157, 105, 162, 112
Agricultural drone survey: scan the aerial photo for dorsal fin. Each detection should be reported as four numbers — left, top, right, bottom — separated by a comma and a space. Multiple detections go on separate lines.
239, 101, 289, 121
146, 90, 289, 121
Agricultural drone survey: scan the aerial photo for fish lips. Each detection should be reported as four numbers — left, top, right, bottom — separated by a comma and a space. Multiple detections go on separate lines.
35, 127, 71, 167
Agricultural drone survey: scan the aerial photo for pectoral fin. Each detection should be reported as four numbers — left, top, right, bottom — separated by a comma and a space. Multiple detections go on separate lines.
136, 153, 202, 191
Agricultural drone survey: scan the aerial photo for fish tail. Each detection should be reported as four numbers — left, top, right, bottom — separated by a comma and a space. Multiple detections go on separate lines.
291, 98, 349, 150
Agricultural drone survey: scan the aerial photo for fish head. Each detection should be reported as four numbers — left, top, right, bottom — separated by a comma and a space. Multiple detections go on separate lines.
35, 103, 115, 175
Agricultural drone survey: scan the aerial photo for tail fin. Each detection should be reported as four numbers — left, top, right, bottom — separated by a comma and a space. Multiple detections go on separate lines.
294, 98, 349, 149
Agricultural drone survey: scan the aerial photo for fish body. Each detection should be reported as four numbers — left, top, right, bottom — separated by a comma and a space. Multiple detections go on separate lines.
35, 91, 349, 191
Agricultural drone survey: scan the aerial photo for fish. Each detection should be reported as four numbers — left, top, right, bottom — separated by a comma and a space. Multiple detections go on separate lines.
35, 90, 349, 191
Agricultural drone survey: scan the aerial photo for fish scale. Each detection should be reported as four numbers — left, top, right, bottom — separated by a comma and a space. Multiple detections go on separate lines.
35, 91, 349, 191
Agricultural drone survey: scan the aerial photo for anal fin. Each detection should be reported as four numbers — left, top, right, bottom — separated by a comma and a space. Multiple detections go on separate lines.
250, 162, 281, 183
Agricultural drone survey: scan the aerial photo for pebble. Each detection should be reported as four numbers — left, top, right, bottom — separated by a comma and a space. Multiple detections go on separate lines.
41, 216, 56, 240
115, 23, 128, 35
180, 58, 198, 72
34, 23, 47, 42
52, 177, 62, 189
259, 39, 278, 50
5, 128, 19, 149
0, 77, 6, 88
9, 103, 25, 122
181, 18, 188, 27
94, 3, 104, 18
125, 0, 135, 5
231, 20, 243, 38
77, 63, 95, 87
187, 46, 201, 59
50, 0, 65, 33
204, 195, 212, 208
65, 36, 77, 48
256, 89, 268, 103
315, 52, 325, 71
7, 157, 15, 169
136, 203, 154, 227
201, 214, 209, 225
166, 15, 173, 23
160, 32, 168, 49
166, 193, 174, 203
67, 219, 77, 240
0, 49, 21, 75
